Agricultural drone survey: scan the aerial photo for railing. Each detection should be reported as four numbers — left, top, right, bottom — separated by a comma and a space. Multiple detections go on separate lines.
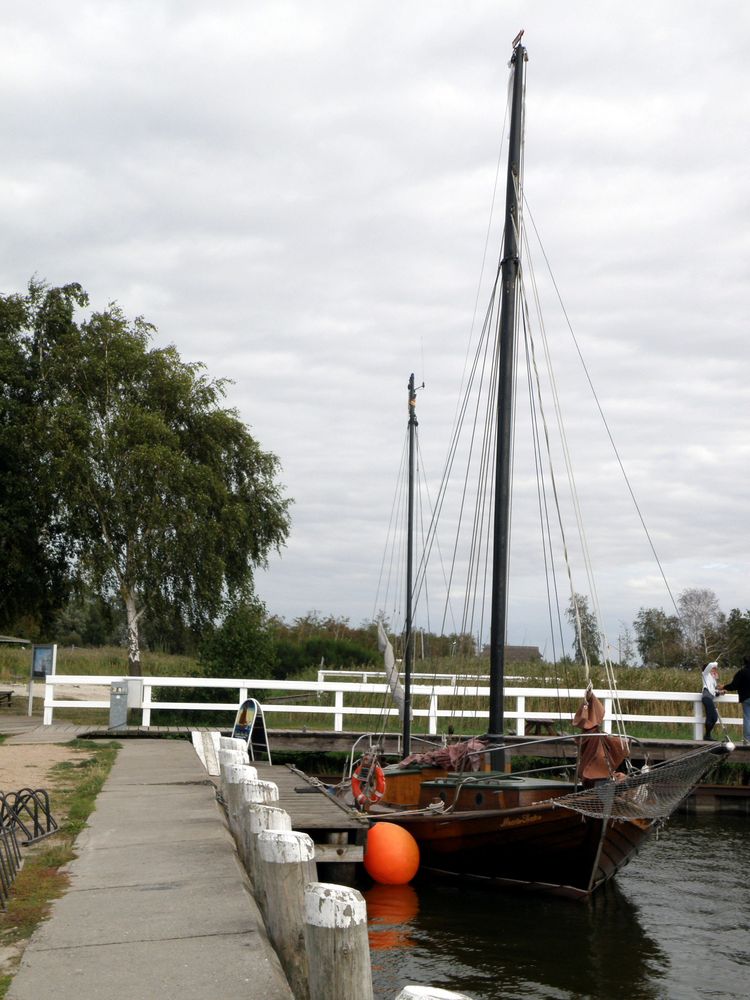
42, 674, 741, 741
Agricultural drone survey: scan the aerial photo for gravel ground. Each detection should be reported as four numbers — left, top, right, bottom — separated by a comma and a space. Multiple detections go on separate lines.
0, 743, 87, 793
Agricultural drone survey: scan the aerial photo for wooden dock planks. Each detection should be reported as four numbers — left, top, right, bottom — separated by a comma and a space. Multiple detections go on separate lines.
252, 762, 368, 864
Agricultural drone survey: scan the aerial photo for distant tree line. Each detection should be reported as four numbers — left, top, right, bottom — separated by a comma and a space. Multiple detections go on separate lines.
566, 588, 750, 670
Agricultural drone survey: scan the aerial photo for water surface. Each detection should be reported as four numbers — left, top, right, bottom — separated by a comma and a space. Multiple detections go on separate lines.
367, 816, 749, 999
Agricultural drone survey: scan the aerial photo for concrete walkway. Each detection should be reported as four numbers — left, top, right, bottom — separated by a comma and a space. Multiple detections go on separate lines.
8, 739, 293, 1000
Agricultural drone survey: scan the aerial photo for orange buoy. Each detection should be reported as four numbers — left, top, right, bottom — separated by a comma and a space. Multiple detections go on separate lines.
364, 822, 420, 885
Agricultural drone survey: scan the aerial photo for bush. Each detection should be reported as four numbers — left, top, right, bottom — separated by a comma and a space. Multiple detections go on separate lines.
274, 636, 377, 679
199, 597, 277, 680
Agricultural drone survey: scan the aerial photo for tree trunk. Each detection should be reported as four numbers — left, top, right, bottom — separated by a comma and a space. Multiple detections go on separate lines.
123, 591, 142, 676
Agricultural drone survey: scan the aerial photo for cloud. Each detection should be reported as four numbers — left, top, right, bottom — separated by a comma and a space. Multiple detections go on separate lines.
2, 1, 748, 655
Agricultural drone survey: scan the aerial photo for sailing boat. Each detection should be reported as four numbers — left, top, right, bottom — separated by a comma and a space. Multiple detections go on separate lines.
355, 34, 731, 899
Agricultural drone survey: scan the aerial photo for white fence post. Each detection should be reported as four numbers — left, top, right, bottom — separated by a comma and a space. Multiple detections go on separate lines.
694, 699, 705, 740
37, 676, 736, 739
141, 680, 152, 726
429, 693, 438, 735
517, 695, 526, 736
334, 690, 344, 731
43, 679, 53, 725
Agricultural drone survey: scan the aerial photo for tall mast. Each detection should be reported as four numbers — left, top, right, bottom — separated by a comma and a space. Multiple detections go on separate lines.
403, 372, 418, 756
488, 35, 526, 763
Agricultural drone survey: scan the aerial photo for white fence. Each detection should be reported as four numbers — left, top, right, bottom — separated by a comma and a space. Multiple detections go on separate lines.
41, 674, 741, 741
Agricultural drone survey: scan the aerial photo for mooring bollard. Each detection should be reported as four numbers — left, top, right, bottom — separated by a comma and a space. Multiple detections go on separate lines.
217, 749, 246, 819
217, 746, 246, 766
395, 988, 475, 999
257, 830, 317, 1000
219, 760, 259, 833
304, 883, 373, 1000
217, 747, 248, 789
219, 736, 248, 753
235, 780, 280, 872
243, 802, 291, 894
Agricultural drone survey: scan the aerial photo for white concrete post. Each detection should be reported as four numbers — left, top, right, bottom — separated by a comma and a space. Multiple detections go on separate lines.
235, 780, 279, 874
219, 758, 258, 832
243, 803, 291, 894
217, 747, 247, 775
219, 736, 248, 753
258, 830, 317, 1000
304, 883, 373, 1000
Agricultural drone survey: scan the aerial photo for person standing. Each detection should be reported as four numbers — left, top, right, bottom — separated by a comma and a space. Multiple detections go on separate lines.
701, 661, 725, 741
724, 655, 750, 744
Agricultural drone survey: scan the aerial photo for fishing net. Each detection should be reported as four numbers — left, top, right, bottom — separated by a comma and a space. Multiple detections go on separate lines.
552, 746, 726, 821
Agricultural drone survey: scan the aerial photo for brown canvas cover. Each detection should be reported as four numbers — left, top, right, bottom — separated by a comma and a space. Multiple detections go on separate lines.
573, 689, 630, 780
399, 738, 487, 772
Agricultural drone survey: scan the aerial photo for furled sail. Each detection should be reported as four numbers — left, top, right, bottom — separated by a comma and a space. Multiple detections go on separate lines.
377, 620, 405, 721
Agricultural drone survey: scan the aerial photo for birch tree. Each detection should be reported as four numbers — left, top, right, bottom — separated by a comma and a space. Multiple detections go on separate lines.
4, 280, 291, 673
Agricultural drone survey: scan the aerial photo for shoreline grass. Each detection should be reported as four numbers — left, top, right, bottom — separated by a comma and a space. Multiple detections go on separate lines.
0, 740, 119, 996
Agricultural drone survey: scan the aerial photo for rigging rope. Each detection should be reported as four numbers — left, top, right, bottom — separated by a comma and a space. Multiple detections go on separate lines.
522, 195, 681, 622
553, 745, 724, 820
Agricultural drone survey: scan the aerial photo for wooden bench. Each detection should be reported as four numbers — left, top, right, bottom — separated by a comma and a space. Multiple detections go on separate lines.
527, 718, 559, 736
0, 691, 13, 708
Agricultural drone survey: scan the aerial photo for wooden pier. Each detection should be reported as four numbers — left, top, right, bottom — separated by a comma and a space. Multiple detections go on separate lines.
251, 762, 368, 865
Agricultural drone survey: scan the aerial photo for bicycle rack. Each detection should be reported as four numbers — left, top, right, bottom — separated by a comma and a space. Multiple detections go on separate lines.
0, 788, 59, 846
0, 813, 22, 910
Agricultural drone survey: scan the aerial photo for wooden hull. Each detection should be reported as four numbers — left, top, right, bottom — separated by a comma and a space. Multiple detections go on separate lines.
374, 803, 654, 899
371, 770, 655, 898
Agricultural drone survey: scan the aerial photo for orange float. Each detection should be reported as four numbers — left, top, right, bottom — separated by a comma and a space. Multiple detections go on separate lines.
364, 822, 420, 885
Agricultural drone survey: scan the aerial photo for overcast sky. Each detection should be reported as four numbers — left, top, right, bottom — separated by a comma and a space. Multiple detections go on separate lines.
3, 1, 748, 657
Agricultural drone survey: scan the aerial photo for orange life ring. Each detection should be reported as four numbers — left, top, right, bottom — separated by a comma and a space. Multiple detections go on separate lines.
351, 759, 386, 807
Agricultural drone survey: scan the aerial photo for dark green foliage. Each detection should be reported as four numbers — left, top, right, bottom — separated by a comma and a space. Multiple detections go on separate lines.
200, 597, 277, 680
633, 607, 684, 668
726, 609, 750, 664
0, 279, 291, 669
52, 594, 125, 647
566, 593, 600, 666
274, 635, 377, 678
0, 283, 85, 633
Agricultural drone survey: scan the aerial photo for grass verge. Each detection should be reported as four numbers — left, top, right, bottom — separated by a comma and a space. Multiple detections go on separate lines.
0, 740, 119, 995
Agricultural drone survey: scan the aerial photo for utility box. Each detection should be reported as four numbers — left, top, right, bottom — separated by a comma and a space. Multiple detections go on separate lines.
126, 678, 143, 710
109, 680, 128, 729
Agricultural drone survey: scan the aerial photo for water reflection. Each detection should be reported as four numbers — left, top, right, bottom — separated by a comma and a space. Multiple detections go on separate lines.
367, 816, 750, 1000
369, 878, 666, 999
367, 883, 420, 951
